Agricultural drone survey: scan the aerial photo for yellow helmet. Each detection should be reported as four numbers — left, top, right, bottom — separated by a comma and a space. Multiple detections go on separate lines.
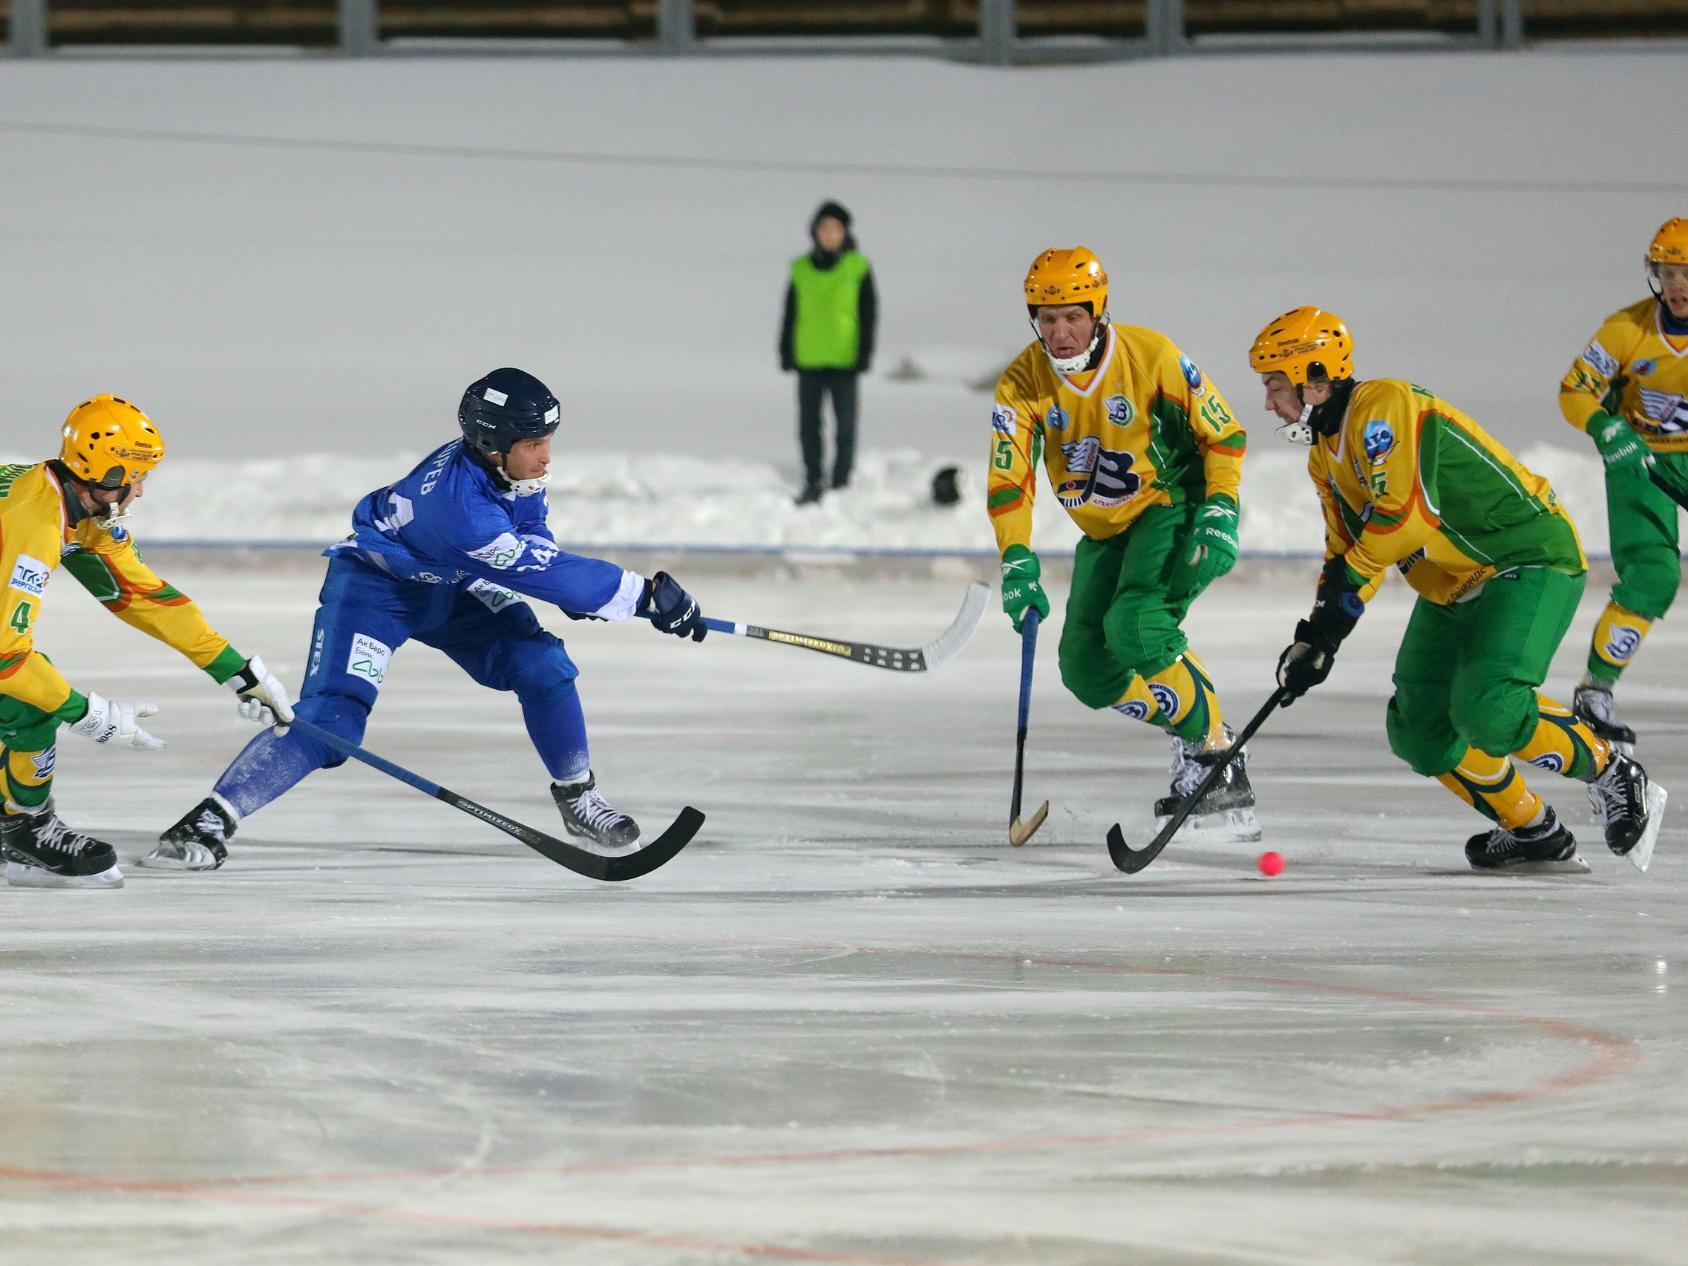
1024, 247, 1108, 316
59, 395, 165, 489
1648, 218, 1688, 265
1248, 307, 1354, 386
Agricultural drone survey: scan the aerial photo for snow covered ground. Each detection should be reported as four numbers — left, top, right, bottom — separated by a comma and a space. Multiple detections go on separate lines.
5, 561, 1686, 1265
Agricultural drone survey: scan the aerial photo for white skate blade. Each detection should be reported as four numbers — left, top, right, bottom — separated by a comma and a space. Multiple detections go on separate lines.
1473, 854, 1591, 875
1625, 783, 1667, 873
5, 860, 125, 889
137, 843, 220, 871
1154, 806, 1262, 844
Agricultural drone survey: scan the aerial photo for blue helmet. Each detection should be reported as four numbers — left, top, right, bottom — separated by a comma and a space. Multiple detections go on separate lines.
458, 368, 560, 457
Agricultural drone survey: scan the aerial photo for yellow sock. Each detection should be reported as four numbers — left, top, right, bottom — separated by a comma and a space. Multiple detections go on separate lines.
1588, 601, 1652, 678
1436, 747, 1542, 830
2, 745, 55, 814
1513, 694, 1609, 782
1142, 651, 1225, 748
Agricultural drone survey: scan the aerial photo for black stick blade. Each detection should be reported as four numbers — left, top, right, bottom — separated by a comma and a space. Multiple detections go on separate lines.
1107, 824, 1160, 873
595, 807, 707, 882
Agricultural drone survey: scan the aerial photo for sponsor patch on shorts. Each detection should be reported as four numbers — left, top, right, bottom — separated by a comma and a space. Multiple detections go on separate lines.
467, 578, 520, 614
346, 633, 393, 686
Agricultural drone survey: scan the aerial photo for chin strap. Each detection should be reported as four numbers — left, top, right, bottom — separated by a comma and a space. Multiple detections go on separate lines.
1033, 318, 1107, 375
505, 469, 551, 497
1278, 402, 1316, 447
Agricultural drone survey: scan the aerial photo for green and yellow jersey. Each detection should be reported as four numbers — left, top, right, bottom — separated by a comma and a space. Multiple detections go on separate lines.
1560, 297, 1688, 452
1314, 380, 1585, 606
0, 462, 243, 722
986, 323, 1246, 554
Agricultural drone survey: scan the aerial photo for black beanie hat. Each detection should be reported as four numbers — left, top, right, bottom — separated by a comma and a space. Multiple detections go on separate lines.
811, 200, 853, 235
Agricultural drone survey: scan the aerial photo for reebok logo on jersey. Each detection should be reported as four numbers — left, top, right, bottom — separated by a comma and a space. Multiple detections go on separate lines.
1582, 340, 1619, 378
346, 633, 393, 687
468, 532, 526, 570
8, 556, 49, 598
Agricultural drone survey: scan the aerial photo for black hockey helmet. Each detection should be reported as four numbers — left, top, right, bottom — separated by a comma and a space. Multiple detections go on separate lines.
458, 368, 561, 457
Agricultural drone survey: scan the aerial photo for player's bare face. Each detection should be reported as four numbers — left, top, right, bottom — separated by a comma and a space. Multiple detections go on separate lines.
501, 435, 552, 482
1261, 373, 1304, 424
1657, 263, 1688, 319
82, 471, 146, 516
1035, 305, 1096, 361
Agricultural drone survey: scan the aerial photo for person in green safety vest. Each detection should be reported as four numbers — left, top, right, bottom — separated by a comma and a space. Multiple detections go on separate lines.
779, 200, 878, 506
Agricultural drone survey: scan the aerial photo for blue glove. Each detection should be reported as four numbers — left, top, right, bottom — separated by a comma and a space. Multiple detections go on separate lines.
639, 572, 707, 642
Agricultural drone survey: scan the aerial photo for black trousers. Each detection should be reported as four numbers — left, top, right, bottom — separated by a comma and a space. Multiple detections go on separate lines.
796, 369, 859, 490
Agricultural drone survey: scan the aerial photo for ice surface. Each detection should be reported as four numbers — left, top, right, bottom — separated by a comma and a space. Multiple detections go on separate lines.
5, 560, 1686, 1265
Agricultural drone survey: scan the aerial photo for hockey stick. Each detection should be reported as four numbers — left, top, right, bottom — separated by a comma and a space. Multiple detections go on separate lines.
1009, 607, 1049, 846
287, 717, 703, 882
1106, 686, 1289, 874
696, 582, 989, 672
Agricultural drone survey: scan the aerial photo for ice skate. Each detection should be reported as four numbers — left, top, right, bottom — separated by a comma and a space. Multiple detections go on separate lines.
1, 801, 124, 889
551, 772, 641, 849
1153, 730, 1261, 843
1464, 806, 1587, 873
1573, 682, 1636, 754
1587, 751, 1667, 872
140, 795, 237, 871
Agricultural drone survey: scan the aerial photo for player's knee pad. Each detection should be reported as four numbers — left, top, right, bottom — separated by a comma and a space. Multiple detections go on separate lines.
1099, 603, 1182, 680
1057, 631, 1128, 710
1385, 689, 1464, 776
1448, 677, 1537, 757
506, 634, 579, 703
292, 693, 371, 769
1612, 549, 1681, 621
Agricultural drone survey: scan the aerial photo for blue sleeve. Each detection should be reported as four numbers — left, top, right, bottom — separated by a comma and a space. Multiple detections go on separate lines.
427, 493, 642, 619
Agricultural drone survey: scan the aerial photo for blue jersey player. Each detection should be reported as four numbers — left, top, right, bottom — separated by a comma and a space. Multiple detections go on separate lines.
144, 368, 707, 869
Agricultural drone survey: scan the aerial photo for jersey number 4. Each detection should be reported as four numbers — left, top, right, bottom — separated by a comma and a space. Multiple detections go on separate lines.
8, 600, 32, 635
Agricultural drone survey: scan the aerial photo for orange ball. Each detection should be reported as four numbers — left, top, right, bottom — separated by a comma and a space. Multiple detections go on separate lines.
1257, 850, 1285, 877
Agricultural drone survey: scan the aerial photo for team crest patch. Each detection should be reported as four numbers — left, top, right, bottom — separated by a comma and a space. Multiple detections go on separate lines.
1582, 340, 1619, 377
1056, 437, 1141, 509
30, 748, 56, 779
1148, 683, 1181, 719
8, 555, 49, 598
1362, 419, 1395, 464
1045, 405, 1068, 431
346, 633, 393, 687
1179, 354, 1205, 395
1634, 359, 1657, 377
1604, 625, 1643, 662
1527, 753, 1565, 773
991, 403, 1016, 435
1104, 395, 1135, 426
1113, 700, 1151, 721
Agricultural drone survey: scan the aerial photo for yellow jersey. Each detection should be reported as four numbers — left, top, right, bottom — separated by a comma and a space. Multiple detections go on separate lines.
986, 323, 1246, 553
1313, 380, 1585, 607
0, 462, 243, 720
1560, 297, 1688, 453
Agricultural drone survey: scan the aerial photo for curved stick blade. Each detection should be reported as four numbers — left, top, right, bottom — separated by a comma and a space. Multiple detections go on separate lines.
1008, 800, 1050, 847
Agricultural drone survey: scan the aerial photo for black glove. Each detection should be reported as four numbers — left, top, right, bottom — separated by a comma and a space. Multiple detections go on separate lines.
563, 609, 606, 622
1276, 620, 1337, 704
1277, 558, 1367, 705
639, 571, 707, 642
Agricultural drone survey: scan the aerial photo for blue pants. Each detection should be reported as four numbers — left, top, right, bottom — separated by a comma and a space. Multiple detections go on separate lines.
215, 556, 587, 818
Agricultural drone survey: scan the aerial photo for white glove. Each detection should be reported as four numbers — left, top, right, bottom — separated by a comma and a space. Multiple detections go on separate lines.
69, 691, 166, 751
227, 655, 294, 728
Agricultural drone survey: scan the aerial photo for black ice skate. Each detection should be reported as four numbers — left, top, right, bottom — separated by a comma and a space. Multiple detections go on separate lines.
1573, 683, 1636, 753
1153, 731, 1261, 843
1, 801, 123, 889
1587, 751, 1667, 873
141, 795, 237, 871
551, 772, 641, 849
1464, 806, 1585, 873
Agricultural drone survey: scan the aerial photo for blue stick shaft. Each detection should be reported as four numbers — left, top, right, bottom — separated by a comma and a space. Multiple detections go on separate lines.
1011, 607, 1039, 822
